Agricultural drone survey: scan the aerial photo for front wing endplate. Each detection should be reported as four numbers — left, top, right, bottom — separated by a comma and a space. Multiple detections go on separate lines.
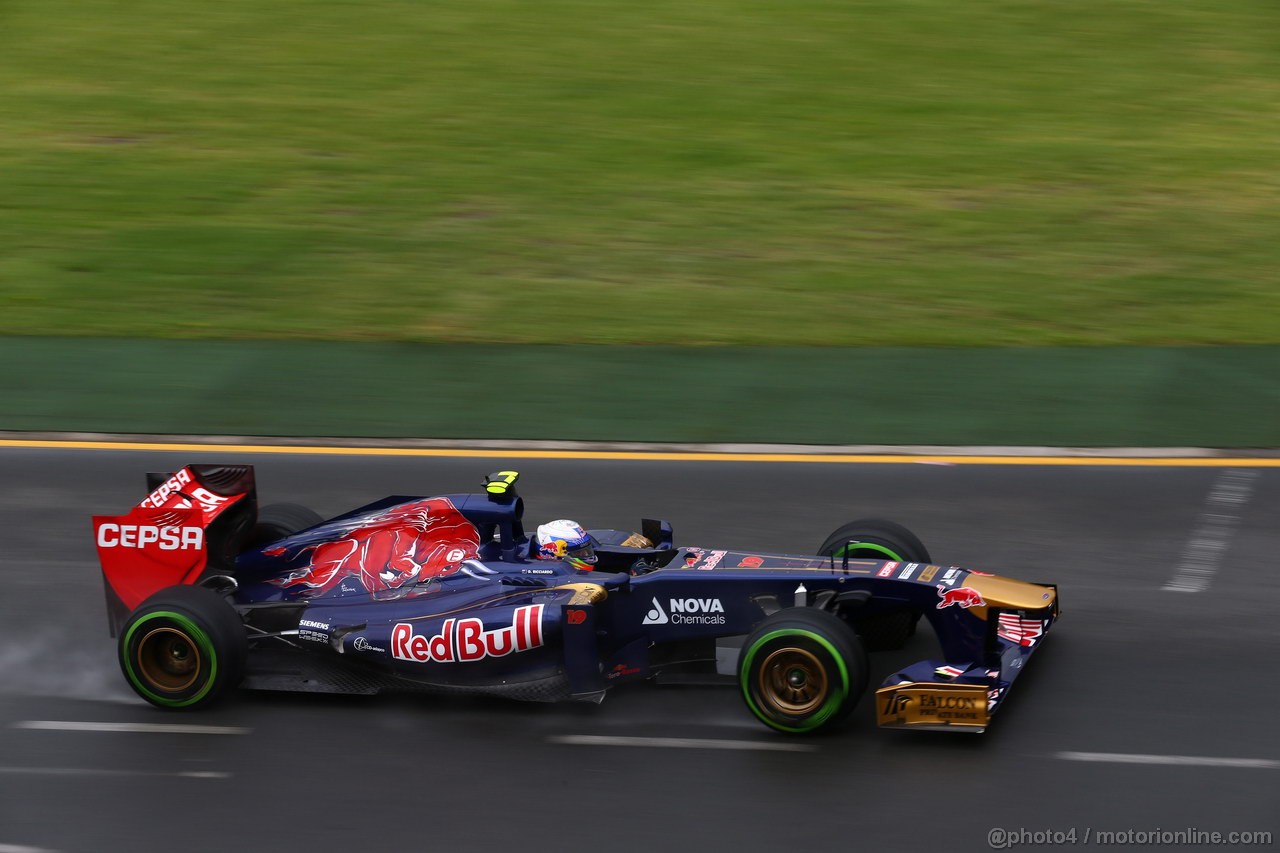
876, 681, 989, 732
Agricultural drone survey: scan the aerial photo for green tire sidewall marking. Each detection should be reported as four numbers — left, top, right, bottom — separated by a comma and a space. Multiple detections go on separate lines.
122, 610, 219, 708
834, 541, 903, 562
740, 628, 851, 733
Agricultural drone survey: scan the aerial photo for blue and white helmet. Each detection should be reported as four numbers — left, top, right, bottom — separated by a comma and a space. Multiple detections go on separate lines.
535, 519, 597, 570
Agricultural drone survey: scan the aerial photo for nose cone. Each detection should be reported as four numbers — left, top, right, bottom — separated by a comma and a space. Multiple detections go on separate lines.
962, 573, 1056, 611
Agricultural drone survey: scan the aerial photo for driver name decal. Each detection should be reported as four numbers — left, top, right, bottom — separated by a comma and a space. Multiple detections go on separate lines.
391, 604, 544, 663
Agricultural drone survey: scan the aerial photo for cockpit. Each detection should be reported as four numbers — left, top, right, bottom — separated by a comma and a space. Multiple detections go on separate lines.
456, 472, 680, 573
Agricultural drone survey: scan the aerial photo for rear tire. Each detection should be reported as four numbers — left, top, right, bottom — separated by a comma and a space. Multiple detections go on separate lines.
817, 518, 931, 651
739, 608, 868, 734
246, 503, 324, 549
118, 586, 247, 709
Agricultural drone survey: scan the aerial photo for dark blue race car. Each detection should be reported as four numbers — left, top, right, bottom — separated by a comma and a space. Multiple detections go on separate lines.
94, 465, 1059, 734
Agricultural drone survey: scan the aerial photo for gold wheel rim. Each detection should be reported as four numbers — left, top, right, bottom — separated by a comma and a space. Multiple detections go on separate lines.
756, 647, 828, 716
136, 627, 202, 692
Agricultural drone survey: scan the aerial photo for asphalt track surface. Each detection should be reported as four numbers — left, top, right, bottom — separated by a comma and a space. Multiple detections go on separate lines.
1, 447, 1277, 852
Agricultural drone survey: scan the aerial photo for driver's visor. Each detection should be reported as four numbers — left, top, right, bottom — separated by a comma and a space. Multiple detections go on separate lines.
566, 544, 597, 564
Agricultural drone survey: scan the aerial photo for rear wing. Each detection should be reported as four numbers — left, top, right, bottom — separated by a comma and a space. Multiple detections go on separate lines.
92, 465, 258, 635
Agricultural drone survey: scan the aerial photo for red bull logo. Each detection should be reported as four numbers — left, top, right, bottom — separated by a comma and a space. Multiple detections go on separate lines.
539, 539, 568, 560
391, 604, 545, 663
270, 498, 480, 598
936, 584, 986, 609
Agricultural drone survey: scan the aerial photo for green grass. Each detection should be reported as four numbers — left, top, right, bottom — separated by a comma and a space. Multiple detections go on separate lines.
3, 0, 1280, 345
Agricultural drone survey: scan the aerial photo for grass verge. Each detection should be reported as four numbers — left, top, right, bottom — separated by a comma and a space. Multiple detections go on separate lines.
3, 1, 1280, 345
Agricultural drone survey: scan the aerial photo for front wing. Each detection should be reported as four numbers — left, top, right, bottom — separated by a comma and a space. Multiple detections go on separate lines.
875, 580, 1060, 732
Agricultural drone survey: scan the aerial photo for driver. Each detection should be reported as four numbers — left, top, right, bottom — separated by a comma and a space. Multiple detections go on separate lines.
535, 520, 598, 571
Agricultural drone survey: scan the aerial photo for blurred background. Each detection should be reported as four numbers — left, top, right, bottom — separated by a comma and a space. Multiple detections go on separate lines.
2, 0, 1278, 445
0, 3, 1277, 852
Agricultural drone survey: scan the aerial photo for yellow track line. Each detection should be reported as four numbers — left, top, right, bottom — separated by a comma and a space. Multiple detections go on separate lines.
2, 438, 1278, 466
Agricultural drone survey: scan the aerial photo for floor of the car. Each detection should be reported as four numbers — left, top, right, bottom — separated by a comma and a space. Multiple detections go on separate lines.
241, 648, 573, 701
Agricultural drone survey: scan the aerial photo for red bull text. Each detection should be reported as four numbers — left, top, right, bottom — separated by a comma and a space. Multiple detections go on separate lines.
391, 604, 545, 663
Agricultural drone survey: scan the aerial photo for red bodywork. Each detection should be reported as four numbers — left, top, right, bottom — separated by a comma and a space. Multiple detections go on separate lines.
267, 498, 481, 597
92, 466, 253, 613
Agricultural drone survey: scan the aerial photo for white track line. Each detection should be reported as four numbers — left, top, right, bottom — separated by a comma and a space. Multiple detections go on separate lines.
0, 766, 230, 779
1163, 469, 1259, 592
0, 845, 59, 853
549, 735, 815, 752
1058, 751, 1278, 769
12, 721, 249, 735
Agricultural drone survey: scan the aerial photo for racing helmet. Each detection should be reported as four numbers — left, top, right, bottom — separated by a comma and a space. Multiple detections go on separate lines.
535, 520, 597, 571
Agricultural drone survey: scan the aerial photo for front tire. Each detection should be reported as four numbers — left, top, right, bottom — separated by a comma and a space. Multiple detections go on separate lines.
118, 586, 247, 709
739, 608, 868, 734
817, 518, 931, 565
818, 518, 931, 651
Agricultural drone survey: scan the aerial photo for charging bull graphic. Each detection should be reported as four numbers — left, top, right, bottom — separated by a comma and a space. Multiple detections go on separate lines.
268, 498, 482, 598
936, 584, 986, 609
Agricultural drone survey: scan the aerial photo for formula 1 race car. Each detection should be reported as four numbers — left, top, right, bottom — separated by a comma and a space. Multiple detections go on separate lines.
93, 466, 1059, 734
